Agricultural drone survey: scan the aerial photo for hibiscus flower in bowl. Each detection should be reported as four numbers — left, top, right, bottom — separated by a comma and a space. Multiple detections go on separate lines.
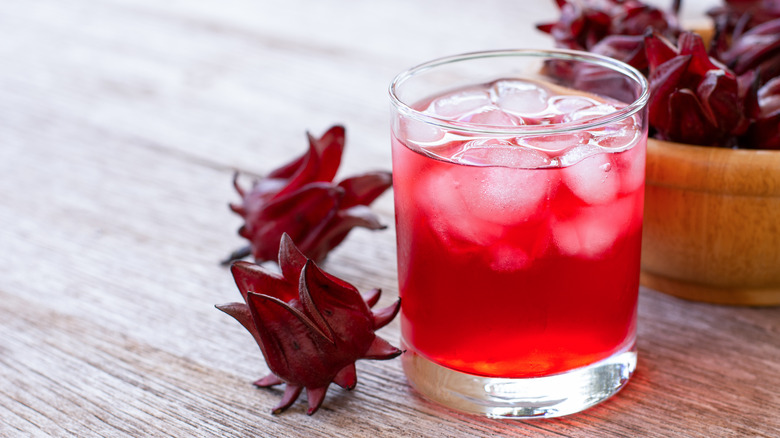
539, 0, 780, 305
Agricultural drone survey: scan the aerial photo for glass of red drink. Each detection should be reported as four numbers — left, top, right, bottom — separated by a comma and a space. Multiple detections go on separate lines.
389, 50, 649, 418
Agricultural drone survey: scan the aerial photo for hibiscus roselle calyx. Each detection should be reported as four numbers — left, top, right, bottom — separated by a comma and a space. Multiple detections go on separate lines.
225, 126, 392, 265
645, 31, 748, 146
717, 17, 780, 82
538, 0, 780, 149
747, 76, 780, 149
708, 0, 780, 42
217, 234, 402, 415
537, 0, 680, 56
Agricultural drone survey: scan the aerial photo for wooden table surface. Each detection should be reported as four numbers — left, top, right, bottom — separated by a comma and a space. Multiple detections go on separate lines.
2, 0, 778, 436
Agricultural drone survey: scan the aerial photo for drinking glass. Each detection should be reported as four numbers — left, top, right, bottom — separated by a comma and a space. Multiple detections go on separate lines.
389, 49, 649, 418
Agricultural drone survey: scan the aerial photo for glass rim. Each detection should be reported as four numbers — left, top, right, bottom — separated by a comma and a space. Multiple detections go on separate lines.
388, 48, 650, 136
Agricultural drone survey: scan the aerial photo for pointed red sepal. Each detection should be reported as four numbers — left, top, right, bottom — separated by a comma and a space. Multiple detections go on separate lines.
298, 260, 337, 345
305, 386, 329, 416
278, 233, 307, 283
361, 288, 382, 308
214, 302, 260, 343
678, 32, 724, 76
247, 184, 343, 262
648, 54, 691, 133
332, 364, 357, 390
229, 203, 246, 217
535, 0, 679, 53
245, 292, 333, 385
254, 374, 283, 387
231, 171, 245, 198
299, 206, 388, 264
372, 299, 401, 330
697, 69, 746, 136
271, 141, 320, 200
307, 125, 345, 183
272, 385, 303, 415
364, 336, 403, 360
230, 261, 297, 303
299, 260, 374, 352
337, 171, 393, 209
644, 32, 679, 69
665, 90, 718, 145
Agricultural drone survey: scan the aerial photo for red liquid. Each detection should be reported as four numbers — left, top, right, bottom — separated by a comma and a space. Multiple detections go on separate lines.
392, 81, 644, 378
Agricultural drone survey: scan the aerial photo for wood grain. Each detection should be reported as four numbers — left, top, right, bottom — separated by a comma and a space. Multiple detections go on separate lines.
1, 0, 778, 436
642, 139, 780, 305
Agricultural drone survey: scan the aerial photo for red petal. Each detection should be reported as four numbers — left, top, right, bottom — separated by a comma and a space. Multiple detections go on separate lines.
300, 206, 386, 264
266, 126, 343, 184
678, 32, 720, 76
758, 76, 780, 115
230, 261, 297, 303
247, 184, 342, 263
215, 302, 261, 345
299, 261, 371, 331
337, 171, 393, 209
697, 70, 745, 135
272, 142, 321, 199
308, 125, 345, 183
590, 34, 648, 71
278, 233, 307, 284
723, 18, 780, 74
246, 292, 333, 387
665, 89, 718, 145
266, 150, 307, 181
645, 32, 679, 69
298, 261, 338, 345
648, 55, 692, 134
298, 261, 377, 359
750, 112, 780, 149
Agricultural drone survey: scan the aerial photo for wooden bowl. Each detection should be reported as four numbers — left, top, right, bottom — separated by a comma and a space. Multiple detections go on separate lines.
640, 139, 780, 306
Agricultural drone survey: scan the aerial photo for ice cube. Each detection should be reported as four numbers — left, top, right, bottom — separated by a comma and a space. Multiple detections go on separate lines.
429, 89, 492, 118
589, 114, 640, 150
488, 229, 552, 271
425, 161, 551, 232
565, 103, 619, 123
453, 138, 552, 168
489, 244, 532, 272
613, 138, 646, 195
552, 203, 624, 258
400, 116, 443, 145
419, 167, 505, 248
460, 107, 520, 126
561, 152, 619, 204
469, 166, 551, 226
558, 142, 602, 167
550, 95, 598, 115
599, 129, 637, 150
521, 132, 592, 153
491, 79, 550, 115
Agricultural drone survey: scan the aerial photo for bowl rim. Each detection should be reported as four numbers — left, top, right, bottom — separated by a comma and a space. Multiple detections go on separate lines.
646, 139, 780, 196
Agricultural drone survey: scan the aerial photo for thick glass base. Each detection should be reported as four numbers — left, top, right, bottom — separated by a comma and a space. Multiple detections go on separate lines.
401, 341, 636, 419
